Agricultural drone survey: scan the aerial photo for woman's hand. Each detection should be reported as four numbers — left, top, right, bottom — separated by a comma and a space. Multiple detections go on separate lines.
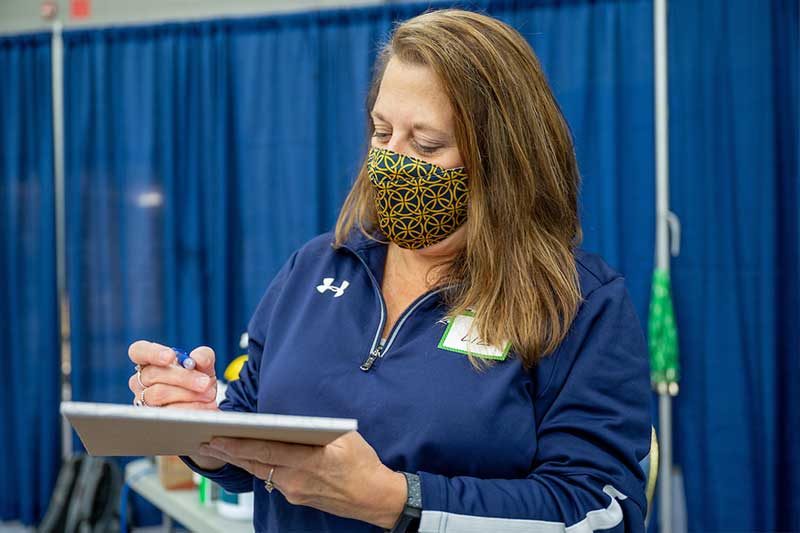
199, 431, 408, 529
127, 340, 219, 410
127, 340, 225, 470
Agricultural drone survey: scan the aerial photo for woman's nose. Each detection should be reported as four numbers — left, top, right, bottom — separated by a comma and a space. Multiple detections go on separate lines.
383, 135, 407, 154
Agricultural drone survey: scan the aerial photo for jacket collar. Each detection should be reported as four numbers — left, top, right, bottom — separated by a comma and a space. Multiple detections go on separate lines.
337, 228, 389, 286
340, 227, 385, 252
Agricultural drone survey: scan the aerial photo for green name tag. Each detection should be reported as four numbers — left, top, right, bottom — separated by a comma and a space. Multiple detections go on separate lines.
437, 311, 511, 360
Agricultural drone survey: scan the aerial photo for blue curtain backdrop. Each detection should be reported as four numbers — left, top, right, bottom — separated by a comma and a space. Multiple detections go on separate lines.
0, 33, 61, 524
669, 0, 799, 531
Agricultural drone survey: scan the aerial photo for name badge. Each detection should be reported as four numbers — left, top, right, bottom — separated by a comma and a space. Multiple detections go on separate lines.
437, 311, 511, 360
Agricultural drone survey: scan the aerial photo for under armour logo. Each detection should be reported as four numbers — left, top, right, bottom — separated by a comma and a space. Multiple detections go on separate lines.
316, 278, 349, 298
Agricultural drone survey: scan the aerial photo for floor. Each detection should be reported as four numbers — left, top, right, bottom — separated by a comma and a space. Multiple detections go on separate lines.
0, 523, 166, 533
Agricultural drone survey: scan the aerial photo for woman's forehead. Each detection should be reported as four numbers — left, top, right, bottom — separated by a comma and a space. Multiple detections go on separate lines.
372, 57, 453, 132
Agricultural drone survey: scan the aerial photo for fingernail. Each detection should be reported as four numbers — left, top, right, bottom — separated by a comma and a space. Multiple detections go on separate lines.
195, 375, 210, 389
199, 444, 210, 454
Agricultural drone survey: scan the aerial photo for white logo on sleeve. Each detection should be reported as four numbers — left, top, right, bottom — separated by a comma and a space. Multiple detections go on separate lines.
316, 278, 349, 298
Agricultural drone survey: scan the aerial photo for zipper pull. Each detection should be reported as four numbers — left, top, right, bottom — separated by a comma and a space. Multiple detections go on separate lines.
360, 345, 384, 372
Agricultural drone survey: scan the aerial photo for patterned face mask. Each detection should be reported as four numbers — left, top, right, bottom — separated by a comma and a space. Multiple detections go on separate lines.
367, 147, 469, 250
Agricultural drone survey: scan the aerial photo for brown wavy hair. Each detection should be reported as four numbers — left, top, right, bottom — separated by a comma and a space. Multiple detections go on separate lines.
334, 9, 583, 370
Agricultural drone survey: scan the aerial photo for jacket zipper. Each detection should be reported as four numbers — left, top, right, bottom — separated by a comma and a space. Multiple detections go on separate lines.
360, 345, 384, 372
343, 245, 442, 372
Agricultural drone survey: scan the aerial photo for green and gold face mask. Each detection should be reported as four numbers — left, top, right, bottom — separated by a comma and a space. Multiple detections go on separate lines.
366, 147, 469, 250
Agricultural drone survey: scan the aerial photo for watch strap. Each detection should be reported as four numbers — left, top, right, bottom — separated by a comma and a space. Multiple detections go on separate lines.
388, 472, 422, 533
402, 472, 422, 509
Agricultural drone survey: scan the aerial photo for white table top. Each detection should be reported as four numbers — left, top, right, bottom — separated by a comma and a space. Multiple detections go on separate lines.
125, 458, 254, 533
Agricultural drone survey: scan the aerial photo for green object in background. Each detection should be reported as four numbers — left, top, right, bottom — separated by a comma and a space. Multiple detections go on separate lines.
648, 268, 680, 395
199, 476, 207, 504
198, 476, 214, 505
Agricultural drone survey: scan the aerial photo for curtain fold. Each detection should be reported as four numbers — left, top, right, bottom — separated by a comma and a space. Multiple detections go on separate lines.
668, 0, 799, 531
0, 32, 61, 524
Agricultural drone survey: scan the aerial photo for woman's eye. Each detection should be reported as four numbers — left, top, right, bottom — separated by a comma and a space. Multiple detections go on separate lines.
372, 131, 391, 141
414, 142, 440, 155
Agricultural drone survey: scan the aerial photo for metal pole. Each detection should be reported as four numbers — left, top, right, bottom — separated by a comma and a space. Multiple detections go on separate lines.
654, 0, 673, 531
654, 0, 669, 271
51, 19, 72, 459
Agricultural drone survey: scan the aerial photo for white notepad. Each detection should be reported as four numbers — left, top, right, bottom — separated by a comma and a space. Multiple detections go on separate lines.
61, 401, 358, 457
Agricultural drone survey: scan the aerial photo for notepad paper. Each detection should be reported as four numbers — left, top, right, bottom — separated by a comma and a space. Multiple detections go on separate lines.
61, 401, 358, 456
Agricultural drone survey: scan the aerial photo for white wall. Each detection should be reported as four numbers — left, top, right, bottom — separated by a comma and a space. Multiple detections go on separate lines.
0, 0, 398, 35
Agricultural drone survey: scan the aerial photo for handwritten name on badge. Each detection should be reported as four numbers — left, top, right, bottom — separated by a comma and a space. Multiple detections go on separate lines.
438, 311, 511, 360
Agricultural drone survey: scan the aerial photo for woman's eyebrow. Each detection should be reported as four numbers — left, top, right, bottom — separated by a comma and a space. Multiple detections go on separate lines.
412, 122, 451, 140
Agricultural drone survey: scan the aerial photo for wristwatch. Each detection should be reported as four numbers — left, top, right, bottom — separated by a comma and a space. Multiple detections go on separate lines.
388, 472, 422, 533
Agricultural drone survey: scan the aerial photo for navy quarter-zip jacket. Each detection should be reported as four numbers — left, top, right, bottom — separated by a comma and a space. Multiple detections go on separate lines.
186, 231, 652, 532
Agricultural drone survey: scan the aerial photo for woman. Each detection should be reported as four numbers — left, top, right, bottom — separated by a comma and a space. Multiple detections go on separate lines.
128, 9, 651, 533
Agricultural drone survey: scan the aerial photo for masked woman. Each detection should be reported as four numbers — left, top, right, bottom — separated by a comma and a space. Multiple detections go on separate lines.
128, 9, 651, 533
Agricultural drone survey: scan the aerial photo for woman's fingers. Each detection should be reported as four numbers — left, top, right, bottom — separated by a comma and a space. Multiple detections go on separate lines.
208, 438, 319, 469
140, 364, 214, 392
163, 401, 220, 411
128, 340, 175, 367
189, 346, 217, 377
128, 340, 219, 407
129, 382, 217, 406
198, 444, 275, 481
128, 342, 217, 376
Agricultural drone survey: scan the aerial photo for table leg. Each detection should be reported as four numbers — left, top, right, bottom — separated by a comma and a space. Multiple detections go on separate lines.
162, 514, 174, 533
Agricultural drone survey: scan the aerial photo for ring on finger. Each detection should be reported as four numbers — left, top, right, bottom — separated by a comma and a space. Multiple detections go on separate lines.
136, 369, 146, 389
137, 387, 150, 407
264, 467, 275, 493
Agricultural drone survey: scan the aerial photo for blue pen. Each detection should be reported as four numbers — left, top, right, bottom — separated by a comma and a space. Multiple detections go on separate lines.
171, 347, 196, 370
